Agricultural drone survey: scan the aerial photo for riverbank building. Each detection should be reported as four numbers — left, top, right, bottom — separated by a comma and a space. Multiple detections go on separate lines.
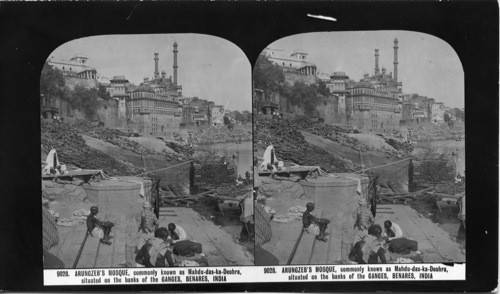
126, 43, 182, 136
346, 38, 403, 134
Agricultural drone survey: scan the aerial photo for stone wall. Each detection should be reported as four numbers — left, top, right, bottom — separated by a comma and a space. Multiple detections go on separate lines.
316, 96, 338, 125
259, 176, 305, 199
47, 94, 126, 128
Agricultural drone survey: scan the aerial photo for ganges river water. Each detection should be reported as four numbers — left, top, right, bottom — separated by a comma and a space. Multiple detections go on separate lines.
198, 140, 253, 178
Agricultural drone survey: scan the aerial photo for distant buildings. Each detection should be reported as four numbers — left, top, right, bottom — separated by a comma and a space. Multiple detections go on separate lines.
43, 42, 234, 136
180, 97, 215, 127
400, 95, 448, 125
401, 95, 431, 124
126, 43, 183, 135
345, 39, 402, 133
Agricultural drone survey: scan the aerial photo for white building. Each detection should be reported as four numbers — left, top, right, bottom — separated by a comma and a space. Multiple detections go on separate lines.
431, 102, 445, 124
47, 54, 97, 79
327, 72, 349, 115
263, 48, 317, 76
211, 105, 225, 126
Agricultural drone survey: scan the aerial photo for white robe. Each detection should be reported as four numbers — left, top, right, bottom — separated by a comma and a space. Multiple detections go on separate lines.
43, 149, 60, 175
260, 145, 277, 170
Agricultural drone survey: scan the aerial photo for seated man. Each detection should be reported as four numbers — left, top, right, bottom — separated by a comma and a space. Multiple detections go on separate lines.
302, 203, 330, 242
383, 220, 403, 241
86, 206, 114, 245
136, 227, 175, 267
167, 223, 187, 244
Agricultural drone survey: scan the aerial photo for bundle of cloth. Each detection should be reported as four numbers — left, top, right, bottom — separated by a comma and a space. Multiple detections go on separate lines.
387, 238, 418, 255
173, 240, 208, 267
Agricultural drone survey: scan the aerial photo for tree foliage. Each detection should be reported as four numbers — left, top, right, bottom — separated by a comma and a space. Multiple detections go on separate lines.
229, 110, 251, 124
253, 54, 285, 93
98, 84, 111, 100
223, 116, 231, 126
316, 79, 330, 97
68, 85, 100, 119
40, 62, 65, 98
283, 81, 322, 116
453, 107, 464, 122
443, 113, 451, 123
253, 54, 285, 112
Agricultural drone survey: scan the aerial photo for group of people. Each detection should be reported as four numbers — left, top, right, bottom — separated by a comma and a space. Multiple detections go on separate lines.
136, 201, 202, 267
348, 197, 417, 264
298, 197, 417, 264
86, 202, 205, 267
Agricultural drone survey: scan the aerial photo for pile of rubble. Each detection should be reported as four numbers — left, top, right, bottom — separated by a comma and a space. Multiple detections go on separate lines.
69, 120, 156, 156
255, 115, 357, 172
294, 116, 416, 158
165, 141, 195, 157
193, 126, 252, 145
41, 120, 141, 176
291, 116, 371, 151
194, 162, 237, 188
385, 138, 414, 154
215, 183, 252, 199
413, 158, 455, 183
406, 122, 464, 141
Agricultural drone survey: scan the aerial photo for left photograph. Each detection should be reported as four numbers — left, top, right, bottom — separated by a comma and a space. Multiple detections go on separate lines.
41, 34, 254, 269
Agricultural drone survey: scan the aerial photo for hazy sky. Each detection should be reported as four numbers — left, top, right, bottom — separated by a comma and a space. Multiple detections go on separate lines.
267, 31, 464, 108
49, 34, 251, 111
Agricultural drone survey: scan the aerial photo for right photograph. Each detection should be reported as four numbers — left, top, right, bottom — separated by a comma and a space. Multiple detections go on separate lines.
252, 31, 465, 266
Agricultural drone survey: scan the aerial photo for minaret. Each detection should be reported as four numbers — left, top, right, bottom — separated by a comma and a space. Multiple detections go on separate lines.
393, 38, 399, 82
154, 53, 159, 80
374, 49, 380, 75
173, 42, 178, 87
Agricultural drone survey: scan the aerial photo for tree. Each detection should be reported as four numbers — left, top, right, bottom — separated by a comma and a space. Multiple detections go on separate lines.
453, 107, 464, 122
316, 79, 330, 97
98, 84, 111, 100
253, 54, 285, 93
443, 113, 451, 123
241, 110, 252, 123
40, 62, 65, 99
253, 54, 285, 111
223, 116, 231, 126
288, 81, 321, 116
69, 85, 100, 119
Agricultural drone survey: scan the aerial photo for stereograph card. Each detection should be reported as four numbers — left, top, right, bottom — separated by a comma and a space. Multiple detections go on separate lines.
0, 1, 497, 292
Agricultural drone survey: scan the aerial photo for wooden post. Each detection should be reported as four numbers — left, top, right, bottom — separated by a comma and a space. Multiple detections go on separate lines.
154, 179, 160, 218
